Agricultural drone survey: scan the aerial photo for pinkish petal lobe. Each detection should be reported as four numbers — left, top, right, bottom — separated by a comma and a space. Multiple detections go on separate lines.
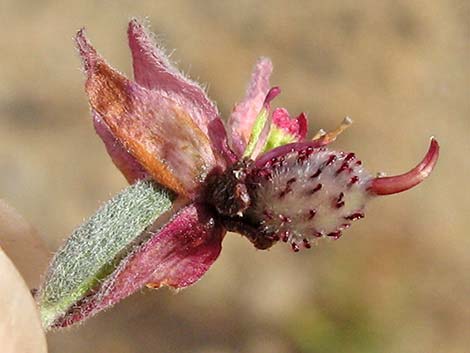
93, 112, 149, 183
248, 107, 272, 160
296, 113, 308, 140
76, 29, 218, 197
272, 108, 309, 141
50, 203, 224, 328
369, 138, 439, 195
229, 57, 273, 147
207, 118, 238, 165
128, 19, 219, 135
263, 86, 281, 108
243, 87, 281, 159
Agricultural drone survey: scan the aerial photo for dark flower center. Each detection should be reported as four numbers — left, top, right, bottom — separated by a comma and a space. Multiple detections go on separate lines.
204, 160, 253, 218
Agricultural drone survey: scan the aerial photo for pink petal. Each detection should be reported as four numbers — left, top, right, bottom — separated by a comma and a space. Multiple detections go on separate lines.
76, 29, 219, 197
296, 113, 308, 140
229, 57, 273, 149
50, 203, 224, 328
272, 108, 308, 141
207, 118, 238, 165
247, 87, 281, 160
128, 19, 219, 136
93, 112, 149, 183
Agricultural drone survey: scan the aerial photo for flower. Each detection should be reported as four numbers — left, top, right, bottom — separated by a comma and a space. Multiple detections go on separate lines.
36, 19, 439, 330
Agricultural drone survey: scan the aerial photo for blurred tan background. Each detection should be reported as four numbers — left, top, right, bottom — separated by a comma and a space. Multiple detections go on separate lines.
0, 0, 469, 352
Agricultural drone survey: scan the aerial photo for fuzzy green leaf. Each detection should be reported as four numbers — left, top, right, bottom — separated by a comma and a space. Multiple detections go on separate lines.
37, 179, 175, 328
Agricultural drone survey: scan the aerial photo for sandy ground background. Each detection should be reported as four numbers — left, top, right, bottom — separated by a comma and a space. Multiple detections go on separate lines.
0, 1, 469, 352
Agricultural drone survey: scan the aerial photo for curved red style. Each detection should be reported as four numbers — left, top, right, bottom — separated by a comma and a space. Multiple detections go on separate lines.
369, 138, 439, 195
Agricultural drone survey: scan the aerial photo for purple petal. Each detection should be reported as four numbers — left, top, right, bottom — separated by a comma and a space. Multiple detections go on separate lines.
93, 112, 149, 183
229, 57, 273, 149
248, 87, 282, 159
128, 19, 219, 136
76, 29, 219, 197
207, 118, 238, 165
50, 203, 225, 328
296, 113, 308, 140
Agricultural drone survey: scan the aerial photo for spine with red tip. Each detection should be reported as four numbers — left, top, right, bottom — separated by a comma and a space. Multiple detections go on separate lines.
368, 138, 439, 196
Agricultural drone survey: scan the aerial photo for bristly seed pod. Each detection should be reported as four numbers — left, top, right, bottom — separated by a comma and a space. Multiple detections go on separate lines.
243, 146, 371, 249
212, 138, 439, 251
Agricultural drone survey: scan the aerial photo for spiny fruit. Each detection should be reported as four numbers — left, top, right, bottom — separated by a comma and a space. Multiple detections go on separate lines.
207, 138, 439, 252
247, 146, 370, 251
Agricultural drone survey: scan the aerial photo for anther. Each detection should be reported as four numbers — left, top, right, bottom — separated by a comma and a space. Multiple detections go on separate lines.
344, 212, 364, 221
312, 231, 323, 238
309, 183, 323, 194
287, 177, 297, 185
303, 239, 312, 249
310, 169, 322, 178
281, 178, 296, 197
340, 223, 351, 230
263, 209, 274, 220
279, 188, 291, 199
326, 154, 337, 166
281, 231, 289, 242
279, 214, 292, 224
349, 176, 359, 185
344, 152, 355, 162
308, 209, 317, 219
336, 162, 350, 175
335, 192, 345, 208
291, 243, 300, 252
327, 230, 342, 239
